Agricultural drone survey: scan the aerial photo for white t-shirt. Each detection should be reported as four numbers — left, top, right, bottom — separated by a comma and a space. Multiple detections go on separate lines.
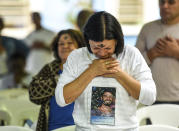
55, 45, 156, 131
24, 28, 56, 75
136, 20, 179, 101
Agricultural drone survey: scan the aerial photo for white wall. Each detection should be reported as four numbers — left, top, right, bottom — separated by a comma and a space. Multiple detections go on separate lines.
2, 0, 161, 38
143, 0, 160, 23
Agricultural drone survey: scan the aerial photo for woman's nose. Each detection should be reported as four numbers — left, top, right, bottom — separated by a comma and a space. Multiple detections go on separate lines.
99, 50, 106, 57
63, 43, 69, 48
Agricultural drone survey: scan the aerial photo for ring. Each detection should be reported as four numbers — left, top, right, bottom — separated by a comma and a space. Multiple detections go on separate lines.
105, 61, 109, 65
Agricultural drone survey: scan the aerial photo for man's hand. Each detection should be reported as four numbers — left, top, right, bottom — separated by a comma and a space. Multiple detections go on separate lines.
148, 36, 179, 61
155, 36, 179, 58
31, 41, 45, 49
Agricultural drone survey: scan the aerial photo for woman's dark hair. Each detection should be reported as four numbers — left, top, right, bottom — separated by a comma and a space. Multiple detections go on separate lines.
52, 29, 85, 61
83, 11, 124, 56
101, 88, 116, 97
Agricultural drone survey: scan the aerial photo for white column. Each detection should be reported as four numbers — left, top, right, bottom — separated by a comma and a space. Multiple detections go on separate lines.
104, 0, 120, 19
143, 0, 160, 23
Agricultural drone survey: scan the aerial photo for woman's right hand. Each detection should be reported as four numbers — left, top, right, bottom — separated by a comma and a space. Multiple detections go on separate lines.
88, 58, 118, 77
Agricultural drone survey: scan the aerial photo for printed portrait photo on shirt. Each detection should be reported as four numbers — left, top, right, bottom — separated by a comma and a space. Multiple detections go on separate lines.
90, 87, 116, 125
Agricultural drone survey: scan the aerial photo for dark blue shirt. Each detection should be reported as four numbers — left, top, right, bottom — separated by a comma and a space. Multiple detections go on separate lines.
48, 69, 74, 131
1, 36, 30, 58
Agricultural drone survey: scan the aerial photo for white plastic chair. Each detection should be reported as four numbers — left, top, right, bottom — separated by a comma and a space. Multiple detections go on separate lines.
15, 107, 40, 126
0, 99, 40, 126
0, 110, 11, 125
52, 125, 76, 131
137, 104, 179, 127
0, 88, 28, 100
139, 125, 179, 131
0, 126, 33, 131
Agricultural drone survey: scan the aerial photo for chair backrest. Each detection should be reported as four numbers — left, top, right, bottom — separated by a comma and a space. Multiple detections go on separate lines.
0, 88, 28, 100
52, 125, 76, 131
0, 110, 11, 125
0, 99, 40, 126
0, 126, 33, 131
137, 104, 179, 127
139, 125, 179, 131
15, 107, 40, 126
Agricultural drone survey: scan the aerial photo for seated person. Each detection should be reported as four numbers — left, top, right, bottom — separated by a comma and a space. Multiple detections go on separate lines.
29, 29, 84, 131
0, 53, 32, 90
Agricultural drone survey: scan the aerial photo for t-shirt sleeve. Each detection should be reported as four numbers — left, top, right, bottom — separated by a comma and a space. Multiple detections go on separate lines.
135, 25, 152, 65
129, 47, 156, 105
55, 51, 78, 107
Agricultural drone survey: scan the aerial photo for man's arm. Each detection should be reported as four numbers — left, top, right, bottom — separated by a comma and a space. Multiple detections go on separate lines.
135, 27, 154, 65
136, 32, 164, 64
146, 43, 163, 62
31, 41, 51, 52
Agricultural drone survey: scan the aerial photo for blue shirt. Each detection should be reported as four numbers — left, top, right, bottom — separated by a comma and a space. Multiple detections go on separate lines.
48, 70, 74, 131
1, 36, 30, 58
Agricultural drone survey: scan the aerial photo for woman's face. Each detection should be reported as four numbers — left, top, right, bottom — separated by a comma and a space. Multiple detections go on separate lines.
58, 33, 78, 63
89, 39, 116, 59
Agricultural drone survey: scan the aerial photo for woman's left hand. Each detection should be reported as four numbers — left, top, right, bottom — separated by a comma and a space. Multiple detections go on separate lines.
102, 59, 123, 78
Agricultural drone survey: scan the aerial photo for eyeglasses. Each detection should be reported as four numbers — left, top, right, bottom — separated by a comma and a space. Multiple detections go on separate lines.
159, 0, 176, 5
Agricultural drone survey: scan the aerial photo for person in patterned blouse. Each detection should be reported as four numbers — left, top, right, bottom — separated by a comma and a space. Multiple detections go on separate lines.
29, 29, 85, 131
